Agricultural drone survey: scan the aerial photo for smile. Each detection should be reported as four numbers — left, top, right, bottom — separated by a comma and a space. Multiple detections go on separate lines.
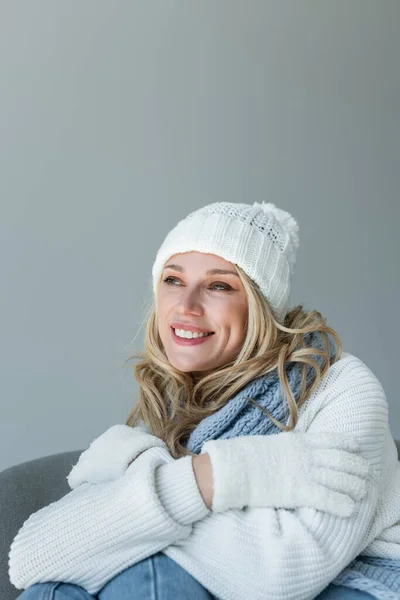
174, 328, 212, 339
171, 327, 215, 346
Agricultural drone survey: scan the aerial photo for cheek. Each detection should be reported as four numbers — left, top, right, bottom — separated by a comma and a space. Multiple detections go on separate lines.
230, 299, 248, 322
222, 303, 248, 340
234, 305, 248, 340
155, 304, 164, 334
156, 295, 172, 335
157, 317, 170, 349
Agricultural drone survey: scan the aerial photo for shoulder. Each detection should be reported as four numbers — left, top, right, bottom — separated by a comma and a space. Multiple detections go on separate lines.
293, 351, 388, 433
312, 350, 385, 393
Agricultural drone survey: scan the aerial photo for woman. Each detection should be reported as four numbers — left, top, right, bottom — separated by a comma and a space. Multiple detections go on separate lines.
9, 202, 400, 600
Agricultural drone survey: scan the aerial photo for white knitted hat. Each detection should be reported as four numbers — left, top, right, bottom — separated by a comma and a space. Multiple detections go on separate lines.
151, 201, 300, 324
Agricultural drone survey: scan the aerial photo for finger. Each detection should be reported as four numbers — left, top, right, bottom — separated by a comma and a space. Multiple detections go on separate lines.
309, 488, 356, 518
312, 448, 370, 478
311, 466, 368, 501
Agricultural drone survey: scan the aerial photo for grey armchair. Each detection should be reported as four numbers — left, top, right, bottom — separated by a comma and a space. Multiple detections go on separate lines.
2, 442, 400, 600
0, 450, 82, 600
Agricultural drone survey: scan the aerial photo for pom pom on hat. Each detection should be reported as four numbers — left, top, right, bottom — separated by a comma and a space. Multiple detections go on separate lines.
254, 202, 299, 247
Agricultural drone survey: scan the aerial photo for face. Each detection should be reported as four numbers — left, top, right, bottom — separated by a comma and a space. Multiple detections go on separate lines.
156, 252, 248, 375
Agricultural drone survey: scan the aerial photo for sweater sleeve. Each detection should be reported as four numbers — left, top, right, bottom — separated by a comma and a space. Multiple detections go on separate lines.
8, 446, 209, 594
163, 357, 389, 600
8, 356, 389, 600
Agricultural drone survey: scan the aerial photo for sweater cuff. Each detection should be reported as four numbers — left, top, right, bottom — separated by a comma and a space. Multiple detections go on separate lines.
154, 456, 210, 526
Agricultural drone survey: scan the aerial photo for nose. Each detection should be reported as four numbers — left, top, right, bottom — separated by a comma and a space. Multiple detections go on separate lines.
177, 287, 204, 315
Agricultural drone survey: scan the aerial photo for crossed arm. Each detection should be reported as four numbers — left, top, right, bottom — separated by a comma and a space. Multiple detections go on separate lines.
9, 359, 389, 599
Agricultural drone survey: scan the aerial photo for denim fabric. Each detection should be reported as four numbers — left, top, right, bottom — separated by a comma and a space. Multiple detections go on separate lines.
17, 553, 215, 599
17, 552, 374, 599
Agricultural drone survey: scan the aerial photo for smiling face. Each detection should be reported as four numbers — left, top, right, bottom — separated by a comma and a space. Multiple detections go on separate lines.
156, 252, 249, 374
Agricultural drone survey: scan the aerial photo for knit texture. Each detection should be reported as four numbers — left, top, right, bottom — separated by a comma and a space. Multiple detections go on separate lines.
151, 201, 300, 324
9, 447, 209, 593
164, 350, 399, 600
186, 330, 335, 453
332, 557, 400, 600
182, 331, 400, 598
8, 350, 400, 600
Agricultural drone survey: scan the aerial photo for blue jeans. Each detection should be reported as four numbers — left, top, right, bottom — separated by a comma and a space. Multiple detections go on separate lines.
18, 552, 374, 599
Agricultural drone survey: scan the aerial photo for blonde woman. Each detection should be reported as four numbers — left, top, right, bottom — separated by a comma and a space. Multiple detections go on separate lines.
9, 202, 400, 600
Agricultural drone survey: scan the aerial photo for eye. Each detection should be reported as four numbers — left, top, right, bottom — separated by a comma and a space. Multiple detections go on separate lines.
163, 276, 180, 285
162, 277, 232, 291
210, 282, 232, 291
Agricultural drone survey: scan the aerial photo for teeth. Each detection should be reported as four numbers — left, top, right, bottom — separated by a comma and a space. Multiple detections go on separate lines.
174, 328, 212, 339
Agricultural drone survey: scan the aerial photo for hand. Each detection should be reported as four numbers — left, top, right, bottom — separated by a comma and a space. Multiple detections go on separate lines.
201, 431, 370, 517
67, 424, 167, 489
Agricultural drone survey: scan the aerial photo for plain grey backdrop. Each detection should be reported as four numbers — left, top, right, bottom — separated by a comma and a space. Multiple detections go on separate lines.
1, 1, 399, 473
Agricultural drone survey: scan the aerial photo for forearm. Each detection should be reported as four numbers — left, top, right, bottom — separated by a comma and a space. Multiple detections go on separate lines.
163, 366, 389, 600
9, 447, 208, 594
191, 453, 214, 509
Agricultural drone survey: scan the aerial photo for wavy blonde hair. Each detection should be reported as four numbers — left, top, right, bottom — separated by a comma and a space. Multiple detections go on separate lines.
125, 264, 342, 458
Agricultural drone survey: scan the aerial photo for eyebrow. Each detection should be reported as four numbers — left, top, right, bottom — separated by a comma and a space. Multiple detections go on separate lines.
163, 263, 239, 277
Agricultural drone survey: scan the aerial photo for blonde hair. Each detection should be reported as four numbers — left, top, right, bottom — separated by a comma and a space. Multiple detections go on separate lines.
125, 265, 342, 458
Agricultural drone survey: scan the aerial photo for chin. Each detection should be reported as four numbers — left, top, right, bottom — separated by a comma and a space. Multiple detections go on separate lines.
168, 358, 211, 373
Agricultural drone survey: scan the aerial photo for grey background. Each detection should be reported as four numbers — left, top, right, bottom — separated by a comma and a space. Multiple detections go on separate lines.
1, 1, 399, 473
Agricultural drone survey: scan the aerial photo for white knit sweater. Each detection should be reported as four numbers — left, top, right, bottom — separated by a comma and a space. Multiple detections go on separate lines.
8, 352, 400, 600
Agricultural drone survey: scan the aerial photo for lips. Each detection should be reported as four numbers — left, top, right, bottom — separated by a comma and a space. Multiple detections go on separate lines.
171, 326, 215, 346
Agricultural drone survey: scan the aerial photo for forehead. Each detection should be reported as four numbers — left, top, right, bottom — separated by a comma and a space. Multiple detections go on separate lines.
163, 251, 236, 272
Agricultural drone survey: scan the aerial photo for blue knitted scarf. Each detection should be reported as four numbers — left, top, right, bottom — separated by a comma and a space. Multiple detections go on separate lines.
185, 330, 400, 600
